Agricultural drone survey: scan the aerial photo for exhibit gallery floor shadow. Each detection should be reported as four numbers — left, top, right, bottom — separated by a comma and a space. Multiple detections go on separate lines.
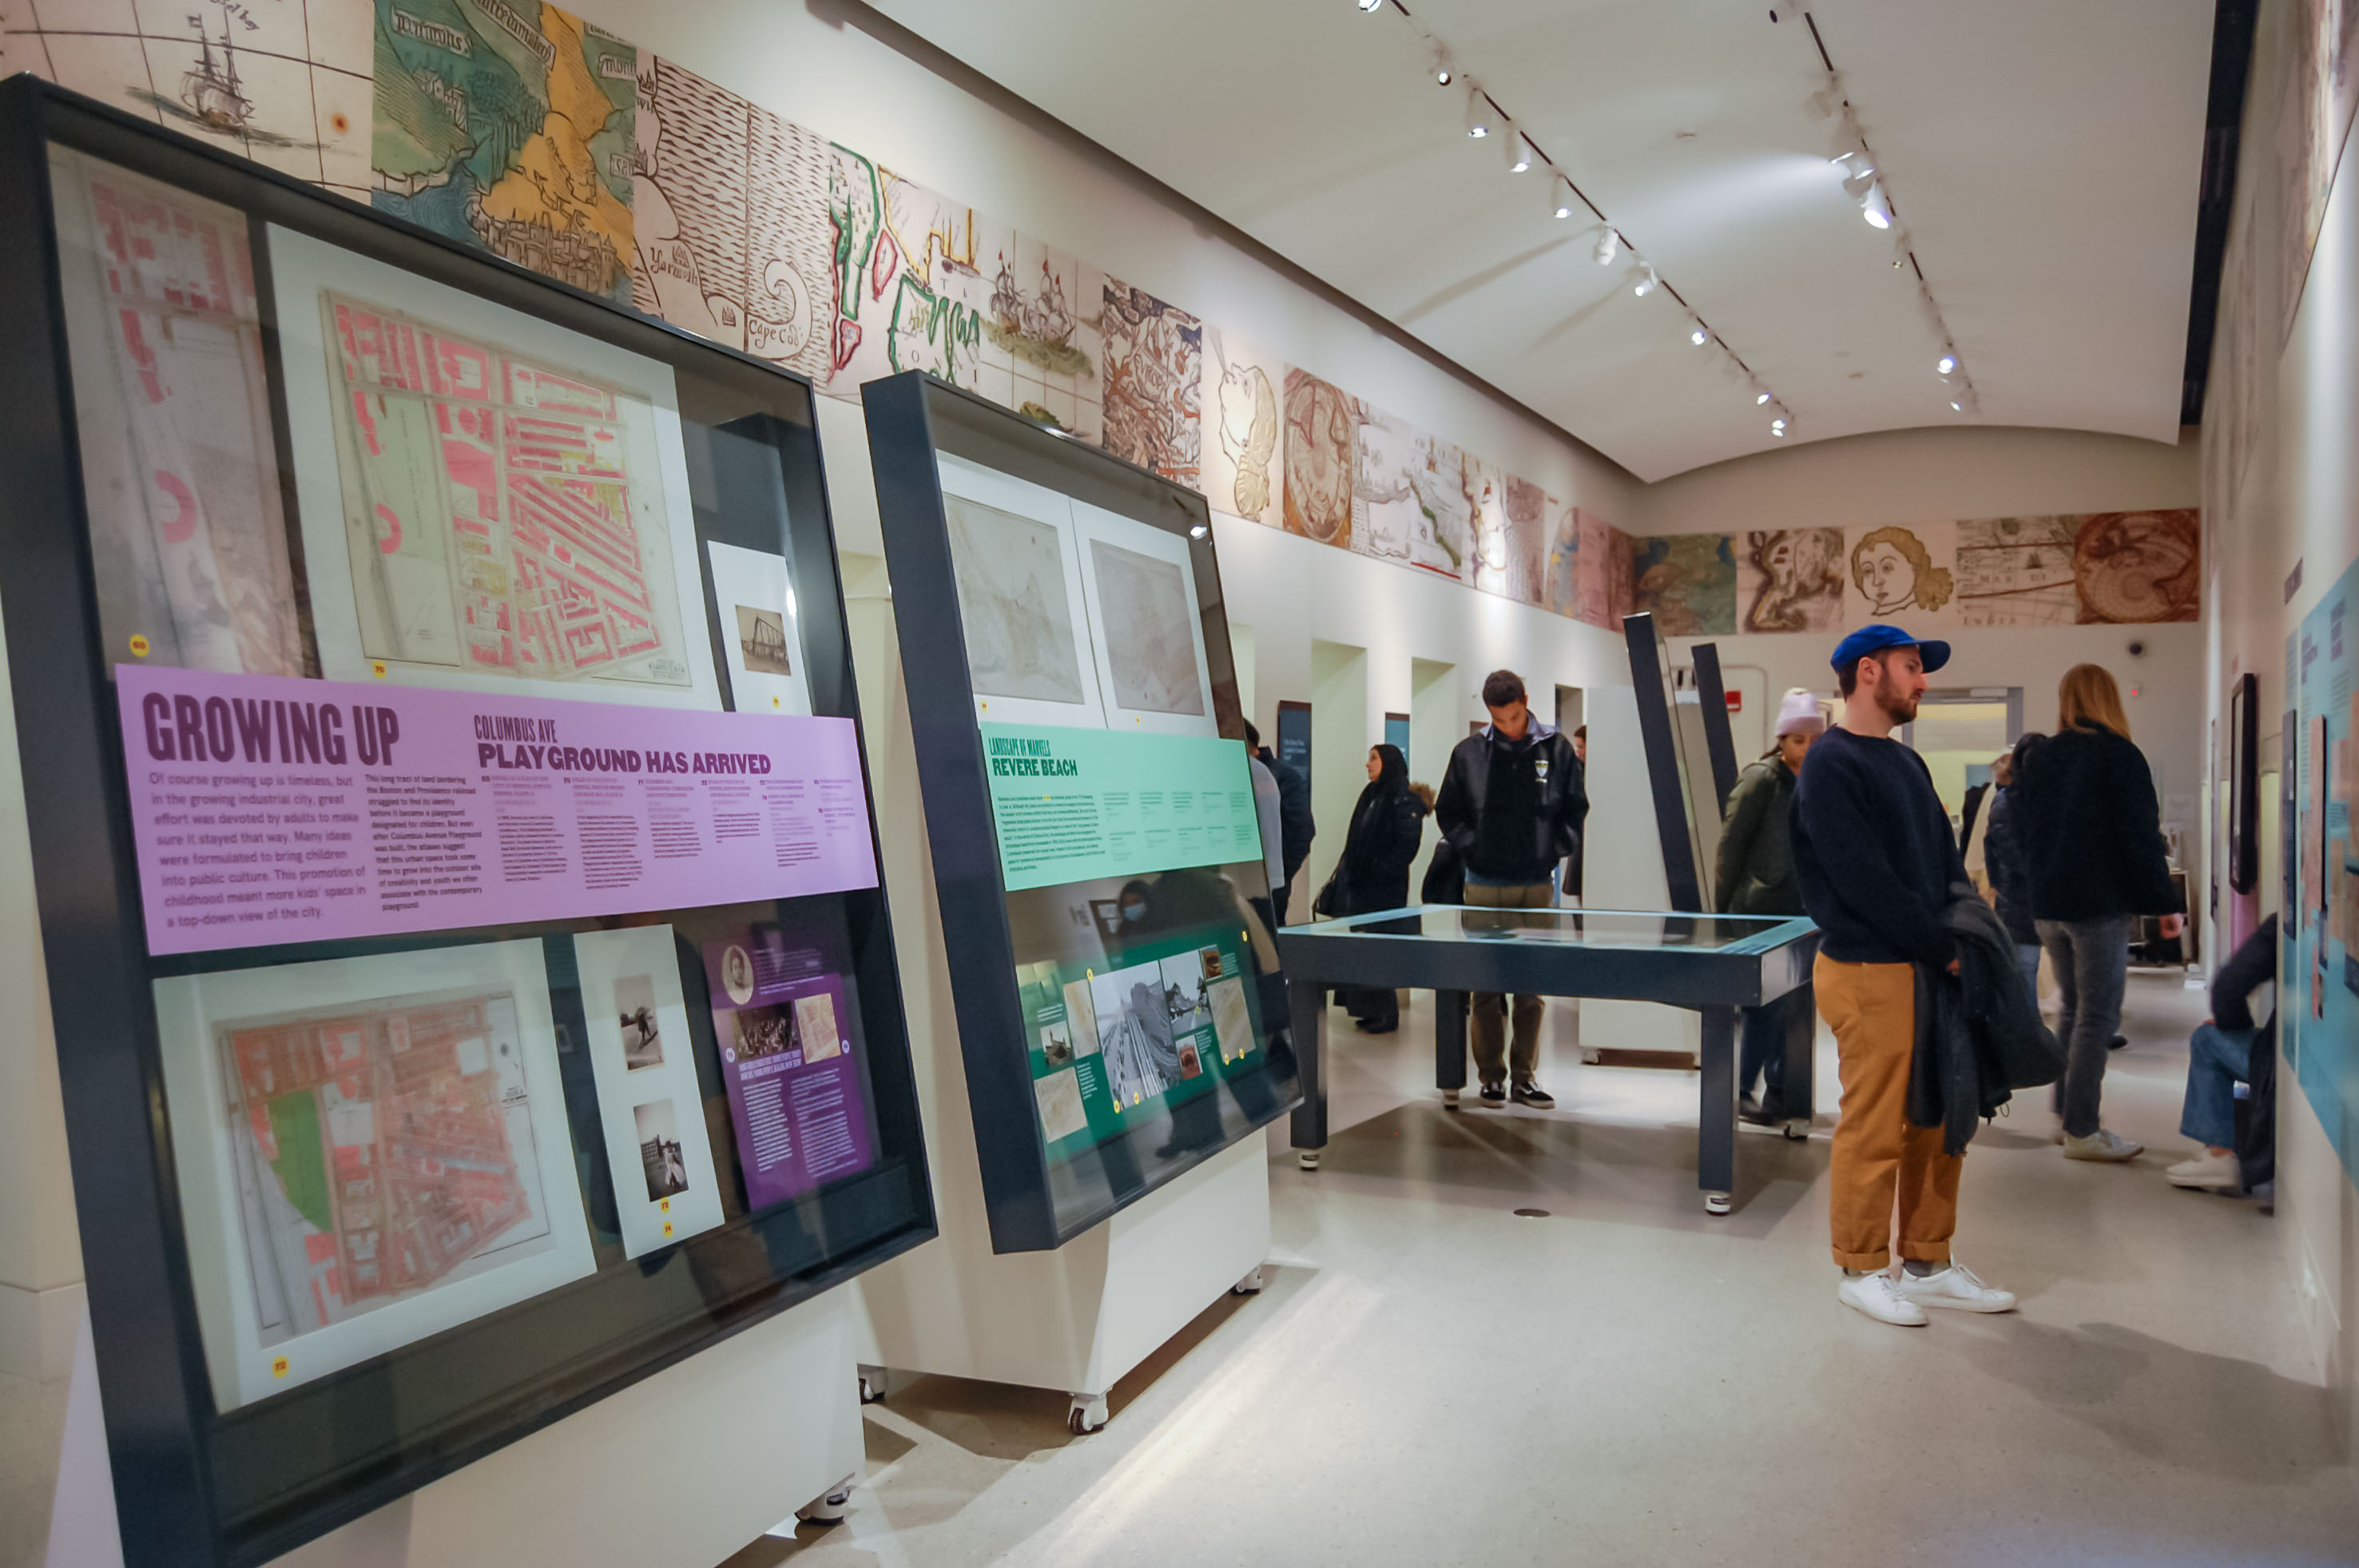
1947, 1315, 2349, 1488
1305, 1100, 1825, 1236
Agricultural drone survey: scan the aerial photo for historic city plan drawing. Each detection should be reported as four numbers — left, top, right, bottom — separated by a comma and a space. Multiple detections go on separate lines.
320, 290, 693, 689
1090, 538, 1205, 717
1953, 515, 2080, 628
216, 986, 554, 1348
943, 493, 1088, 704
48, 148, 305, 676
372, 0, 636, 304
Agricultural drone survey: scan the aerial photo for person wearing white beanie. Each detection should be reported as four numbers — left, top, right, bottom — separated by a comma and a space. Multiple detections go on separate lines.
1714, 688, 1826, 1126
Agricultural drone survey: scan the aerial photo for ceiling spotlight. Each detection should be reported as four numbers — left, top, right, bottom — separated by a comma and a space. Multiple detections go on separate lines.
1770, 415, 1789, 437
1949, 400, 1964, 412
1504, 133, 1534, 174
1628, 264, 1658, 298
1464, 87, 1495, 139
1552, 176, 1575, 220
1755, 390, 1771, 406
1189, 522, 1210, 538
1592, 227, 1618, 265
1689, 324, 1709, 347
1936, 351, 1957, 375
1837, 153, 1877, 197
1859, 182, 1893, 228
1356, 0, 1384, 12
1431, 47, 1454, 85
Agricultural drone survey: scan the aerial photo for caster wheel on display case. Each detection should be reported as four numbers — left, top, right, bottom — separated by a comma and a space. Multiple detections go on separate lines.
1230, 1265, 1265, 1296
795, 1479, 856, 1526
1067, 1393, 1110, 1435
1703, 1192, 1732, 1216
856, 1364, 888, 1404
1297, 1149, 1321, 1171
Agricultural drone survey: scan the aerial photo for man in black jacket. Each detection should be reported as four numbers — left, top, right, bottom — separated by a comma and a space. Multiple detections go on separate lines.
1793, 625, 2016, 1327
1433, 670, 1587, 1108
1247, 720, 1315, 923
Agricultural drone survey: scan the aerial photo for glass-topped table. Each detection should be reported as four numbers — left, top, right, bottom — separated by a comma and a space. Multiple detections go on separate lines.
1277, 906, 1821, 1213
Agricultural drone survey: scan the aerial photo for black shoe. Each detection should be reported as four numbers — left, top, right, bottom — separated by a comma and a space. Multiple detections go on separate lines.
1479, 1080, 1507, 1104
1739, 1094, 1785, 1127
1511, 1079, 1555, 1109
2107, 1034, 2128, 1052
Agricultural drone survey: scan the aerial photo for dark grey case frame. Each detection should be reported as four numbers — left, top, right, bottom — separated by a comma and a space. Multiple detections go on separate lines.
0, 77, 935, 1567
862, 371, 1301, 1253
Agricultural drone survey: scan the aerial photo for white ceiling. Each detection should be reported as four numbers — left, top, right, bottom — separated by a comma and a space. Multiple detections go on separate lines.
867, 0, 2214, 482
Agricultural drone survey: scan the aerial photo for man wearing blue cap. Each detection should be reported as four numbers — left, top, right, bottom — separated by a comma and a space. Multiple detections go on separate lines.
1793, 625, 2018, 1327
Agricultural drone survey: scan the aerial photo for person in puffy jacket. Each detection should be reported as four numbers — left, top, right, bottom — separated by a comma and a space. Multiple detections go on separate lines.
1715, 689, 1823, 1124
1434, 670, 1587, 1107
2016, 665, 2185, 1164
1333, 744, 1427, 1032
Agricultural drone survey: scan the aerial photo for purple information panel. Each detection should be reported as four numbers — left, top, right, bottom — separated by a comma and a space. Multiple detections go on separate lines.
701, 929, 876, 1206
115, 665, 879, 956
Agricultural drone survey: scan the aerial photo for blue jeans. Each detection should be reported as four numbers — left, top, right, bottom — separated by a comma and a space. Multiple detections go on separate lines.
1737, 990, 1793, 1106
2015, 943, 2041, 1007
2180, 1022, 2254, 1150
2037, 915, 2130, 1139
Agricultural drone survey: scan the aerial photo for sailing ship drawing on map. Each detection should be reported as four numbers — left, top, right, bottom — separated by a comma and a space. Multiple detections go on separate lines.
128, 1, 317, 153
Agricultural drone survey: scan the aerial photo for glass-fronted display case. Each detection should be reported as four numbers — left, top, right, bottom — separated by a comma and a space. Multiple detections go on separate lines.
0, 78, 932, 1567
864, 372, 1301, 1252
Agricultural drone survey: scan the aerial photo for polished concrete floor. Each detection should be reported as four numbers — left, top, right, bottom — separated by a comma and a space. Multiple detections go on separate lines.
729, 971, 2359, 1568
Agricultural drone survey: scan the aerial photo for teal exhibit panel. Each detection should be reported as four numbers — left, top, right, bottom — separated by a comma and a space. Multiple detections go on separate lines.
2288, 556, 2359, 1183
0, 81, 933, 1567
863, 372, 1301, 1251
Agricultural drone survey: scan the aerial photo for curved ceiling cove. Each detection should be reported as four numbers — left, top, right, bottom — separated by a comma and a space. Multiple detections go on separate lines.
865, 0, 2213, 481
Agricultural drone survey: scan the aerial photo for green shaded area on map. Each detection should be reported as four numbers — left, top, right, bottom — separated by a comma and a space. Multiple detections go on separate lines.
267, 1092, 336, 1235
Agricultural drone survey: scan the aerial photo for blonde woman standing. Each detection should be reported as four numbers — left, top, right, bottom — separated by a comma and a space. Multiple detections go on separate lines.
2016, 665, 2185, 1162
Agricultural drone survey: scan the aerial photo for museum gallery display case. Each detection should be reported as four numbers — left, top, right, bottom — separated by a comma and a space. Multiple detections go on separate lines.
0, 78, 932, 1567
864, 372, 1301, 1251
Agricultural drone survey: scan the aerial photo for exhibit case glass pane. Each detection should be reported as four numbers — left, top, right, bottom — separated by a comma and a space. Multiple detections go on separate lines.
864, 373, 1301, 1252
1313, 907, 1814, 953
0, 81, 931, 1567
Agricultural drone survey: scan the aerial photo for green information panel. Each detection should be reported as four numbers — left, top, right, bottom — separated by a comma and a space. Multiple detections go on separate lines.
1015, 920, 1267, 1165
982, 723, 1264, 892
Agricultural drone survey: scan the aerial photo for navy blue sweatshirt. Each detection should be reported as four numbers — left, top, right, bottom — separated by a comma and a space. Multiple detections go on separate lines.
1791, 724, 1966, 966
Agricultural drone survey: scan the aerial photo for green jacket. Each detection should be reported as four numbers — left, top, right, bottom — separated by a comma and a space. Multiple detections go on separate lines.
1716, 756, 1802, 917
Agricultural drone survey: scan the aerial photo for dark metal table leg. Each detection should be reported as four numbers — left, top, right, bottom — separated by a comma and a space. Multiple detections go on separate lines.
1781, 982, 1816, 1138
1289, 977, 1327, 1169
1698, 1005, 1736, 1214
1434, 989, 1467, 1108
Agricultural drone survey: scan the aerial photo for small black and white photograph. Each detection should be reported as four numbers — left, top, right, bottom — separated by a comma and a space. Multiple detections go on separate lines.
729, 1003, 796, 1062
616, 974, 663, 1072
1040, 1020, 1074, 1068
736, 604, 793, 676
635, 1099, 689, 1201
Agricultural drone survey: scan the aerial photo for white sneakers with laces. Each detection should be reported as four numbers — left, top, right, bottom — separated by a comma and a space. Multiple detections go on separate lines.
1892, 1261, 2018, 1313
2166, 1149, 2241, 1190
1837, 1271, 1928, 1326
2062, 1128, 2143, 1162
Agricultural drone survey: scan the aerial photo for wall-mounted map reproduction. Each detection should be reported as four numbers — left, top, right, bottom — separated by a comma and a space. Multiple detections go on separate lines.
371, 0, 637, 304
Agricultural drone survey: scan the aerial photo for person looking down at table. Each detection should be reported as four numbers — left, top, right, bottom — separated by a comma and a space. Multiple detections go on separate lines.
1793, 625, 2018, 1327
1715, 688, 1823, 1127
1434, 669, 1587, 1110
1331, 743, 1428, 1034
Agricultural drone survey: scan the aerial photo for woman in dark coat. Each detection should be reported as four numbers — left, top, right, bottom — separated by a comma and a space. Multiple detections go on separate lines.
1335, 744, 1426, 1032
2017, 664, 2185, 1163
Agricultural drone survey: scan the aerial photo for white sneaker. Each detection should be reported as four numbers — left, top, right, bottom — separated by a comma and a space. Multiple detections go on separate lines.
2166, 1149, 2241, 1190
2062, 1128, 2143, 1162
1894, 1261, 2017, 1314
1837, 1271, 1928, 1326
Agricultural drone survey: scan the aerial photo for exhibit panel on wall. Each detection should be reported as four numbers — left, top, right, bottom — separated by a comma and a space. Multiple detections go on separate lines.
864, 372, 1301, 1252
0, 81, 934, 1568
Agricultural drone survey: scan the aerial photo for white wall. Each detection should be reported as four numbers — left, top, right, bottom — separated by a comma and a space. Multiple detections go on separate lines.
2203, 0, 2359, 1477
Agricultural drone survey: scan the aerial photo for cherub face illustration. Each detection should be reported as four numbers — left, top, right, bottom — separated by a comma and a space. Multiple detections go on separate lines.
1856, 540, 1913, 613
